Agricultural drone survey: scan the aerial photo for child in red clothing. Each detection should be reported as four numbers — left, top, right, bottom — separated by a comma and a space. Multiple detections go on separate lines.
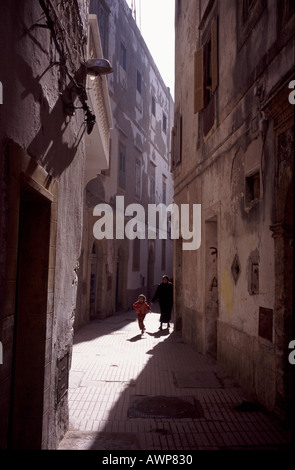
133, 294, 151, 334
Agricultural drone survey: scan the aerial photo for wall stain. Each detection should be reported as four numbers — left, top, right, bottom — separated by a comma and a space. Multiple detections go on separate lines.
221, 269, 234, 317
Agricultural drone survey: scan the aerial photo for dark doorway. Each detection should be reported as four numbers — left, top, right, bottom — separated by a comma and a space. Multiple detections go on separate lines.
89, 242, 98, 320
147, 244, 155, 301
9, 187, 51, 449
205, 218, 218, 358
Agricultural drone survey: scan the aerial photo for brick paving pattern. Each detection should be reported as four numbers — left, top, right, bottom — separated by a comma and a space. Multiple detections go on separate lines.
58, 311, 293, 451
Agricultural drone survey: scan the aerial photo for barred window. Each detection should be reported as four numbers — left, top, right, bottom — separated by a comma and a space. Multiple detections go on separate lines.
137, 70, 142, 94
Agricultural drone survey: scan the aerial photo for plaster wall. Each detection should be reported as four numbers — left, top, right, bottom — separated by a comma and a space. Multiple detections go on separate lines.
173, 0, 294, 414
0, 0, 89, 448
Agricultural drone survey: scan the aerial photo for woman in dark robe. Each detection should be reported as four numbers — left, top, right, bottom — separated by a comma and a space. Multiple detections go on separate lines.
151, 275, 173, 330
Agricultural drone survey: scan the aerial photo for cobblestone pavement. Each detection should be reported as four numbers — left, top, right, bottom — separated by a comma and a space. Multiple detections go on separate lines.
58, 310, 293, 451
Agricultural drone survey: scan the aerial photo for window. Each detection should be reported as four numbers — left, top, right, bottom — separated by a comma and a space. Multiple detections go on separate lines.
162, 112, 167, 134
250, 263, 259, 295
119, 143, 126, 189
245, 171, 260, 206
172, 112, 182, 170
194, 16, 218, 122
136, 70, 143, 110
120, 41, 126, 70
119, 41, 127, 89
204, 37, 213, 108
135, 158, 141, 198
152, 96, 156, 117
247, 251, 260, 295
259, 307, 273, 342
137, 70, 142, 94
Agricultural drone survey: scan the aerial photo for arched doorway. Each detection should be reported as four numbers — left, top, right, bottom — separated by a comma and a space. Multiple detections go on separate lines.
89, 242, 98, 320
88, 240, 104, 320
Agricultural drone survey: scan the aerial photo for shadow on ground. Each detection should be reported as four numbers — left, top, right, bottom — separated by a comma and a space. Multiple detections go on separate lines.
59, 311, 293, 451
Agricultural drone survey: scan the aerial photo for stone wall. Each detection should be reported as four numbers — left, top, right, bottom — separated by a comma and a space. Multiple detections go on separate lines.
0, 0, 90, 449
173, 0, 294, 417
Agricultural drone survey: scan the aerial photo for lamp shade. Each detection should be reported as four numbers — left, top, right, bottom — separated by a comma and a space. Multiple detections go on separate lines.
85, 58, 113, 77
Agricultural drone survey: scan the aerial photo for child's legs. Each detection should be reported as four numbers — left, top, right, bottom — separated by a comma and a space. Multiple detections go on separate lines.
137, 313, 146, 330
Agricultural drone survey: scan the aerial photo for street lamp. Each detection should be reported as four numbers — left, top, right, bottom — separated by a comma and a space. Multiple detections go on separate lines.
85, 58, 113, 80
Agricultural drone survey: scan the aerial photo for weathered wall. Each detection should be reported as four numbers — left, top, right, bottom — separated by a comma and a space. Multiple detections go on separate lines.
0, 0, 89, 449
173, 0, 294, 417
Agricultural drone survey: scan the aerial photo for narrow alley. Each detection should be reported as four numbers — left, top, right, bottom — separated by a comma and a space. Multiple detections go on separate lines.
58, 310, 292, 451
1, 0, 294, 452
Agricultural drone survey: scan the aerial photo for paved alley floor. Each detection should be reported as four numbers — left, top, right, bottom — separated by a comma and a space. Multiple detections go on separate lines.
58, 310, 293, 452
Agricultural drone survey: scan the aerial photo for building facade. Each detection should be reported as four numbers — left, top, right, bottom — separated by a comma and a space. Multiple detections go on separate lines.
173, 0, 294, 419
75, 14, 114, 329
0, 0, 103, 449
75, 0, 174, 328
